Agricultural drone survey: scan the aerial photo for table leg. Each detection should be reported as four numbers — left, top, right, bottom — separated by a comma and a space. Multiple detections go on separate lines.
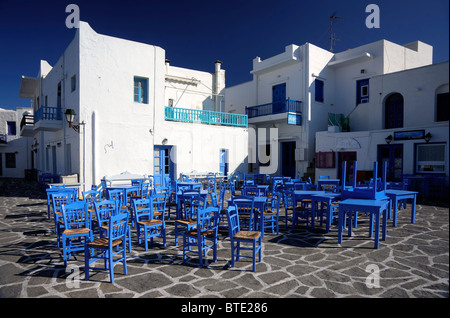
411, 195, 416, 224
382, 208, 387, 241
338, 209, 344, 244
374, 211, 380, 249
393, 198, 398, 227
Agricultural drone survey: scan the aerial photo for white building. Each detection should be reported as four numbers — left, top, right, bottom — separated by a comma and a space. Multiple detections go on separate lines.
0, 107, 34, 179
224, 39, 448, 191
18, 22, 248, 190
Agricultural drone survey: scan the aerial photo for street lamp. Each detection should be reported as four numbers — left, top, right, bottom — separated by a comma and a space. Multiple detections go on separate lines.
65, 108, 82, 133
385, 134, 393, 144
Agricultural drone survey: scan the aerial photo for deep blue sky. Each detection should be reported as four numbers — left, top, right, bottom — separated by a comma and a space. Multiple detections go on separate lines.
0, 0, 448, 110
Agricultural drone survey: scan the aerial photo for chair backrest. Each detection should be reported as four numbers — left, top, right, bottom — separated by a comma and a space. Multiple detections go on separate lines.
283, 190, 296, 209
219, 186, 226, 209
209, 192, 218, 207
225, 205, 240, 238
82, 189, 101, 208
94, 199, 119, 226
184, 195, 206, 219
107, 189, 125, 206
62, 200, 89, 230
150, 193, 166, 219
51, 191, 75, 214
133, 198, 151, 222
196, 206, 220, 234
108, 213, 129, 244
231, 196, 256, 230
270, 192, 281, 211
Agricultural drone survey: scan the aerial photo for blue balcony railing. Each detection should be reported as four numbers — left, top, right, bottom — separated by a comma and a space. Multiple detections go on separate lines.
164, 106, 248, 128
245, 98, 302, 119
34, 106, 62, 122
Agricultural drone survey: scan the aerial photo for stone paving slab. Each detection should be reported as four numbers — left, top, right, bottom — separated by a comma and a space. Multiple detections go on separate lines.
0, 179, 448, 300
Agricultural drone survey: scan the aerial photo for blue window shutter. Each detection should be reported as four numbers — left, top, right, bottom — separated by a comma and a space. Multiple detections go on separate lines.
315, 80, 324, 102
134, 77, 148, 103
356, 79, 369, 104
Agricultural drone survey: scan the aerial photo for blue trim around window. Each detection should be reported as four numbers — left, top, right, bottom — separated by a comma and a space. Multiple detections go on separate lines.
134, 76, 148, 104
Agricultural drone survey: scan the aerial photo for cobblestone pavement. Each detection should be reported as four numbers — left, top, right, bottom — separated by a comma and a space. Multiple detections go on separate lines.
0, 179, 448, 299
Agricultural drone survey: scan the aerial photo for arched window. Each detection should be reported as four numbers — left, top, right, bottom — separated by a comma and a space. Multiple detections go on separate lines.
436, 84, 449, 122
385, 93, 404, 129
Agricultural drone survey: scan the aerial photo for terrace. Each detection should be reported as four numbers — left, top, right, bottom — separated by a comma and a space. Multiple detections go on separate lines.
0, 177, 447, 300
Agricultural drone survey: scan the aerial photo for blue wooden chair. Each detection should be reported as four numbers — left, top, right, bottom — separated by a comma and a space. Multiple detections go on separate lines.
183, 206, 220, 267
259, 192, 280, 234
174, 195, 206, 246
61, 200, 93, 267
84, 212, 129, 283
133, 195, 166, 250
206, 173, 216, 192
82, 189, 101, 228
94, 199, 132, 252
51, 190, 76, 247
225, 205, 262, 272
231, 195, 256, 231
107, 189, 128, 213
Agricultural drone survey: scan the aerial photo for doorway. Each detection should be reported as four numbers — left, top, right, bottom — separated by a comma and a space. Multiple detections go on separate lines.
219, 149, 229, 177
281, 141, 296, 178
154, 146, 174, 187
377, 144, 403, 181
338, 152, 357, 185
272, 83, 286, 113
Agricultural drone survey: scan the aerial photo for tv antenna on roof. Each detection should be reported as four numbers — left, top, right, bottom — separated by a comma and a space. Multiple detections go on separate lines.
330, 12, 345, 52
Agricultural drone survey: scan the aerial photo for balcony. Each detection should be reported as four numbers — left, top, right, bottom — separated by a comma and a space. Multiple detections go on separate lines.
164, 106, 248, 128
245, 98, 302, 124
20, 113, 35, 137
33, 106, 63, 132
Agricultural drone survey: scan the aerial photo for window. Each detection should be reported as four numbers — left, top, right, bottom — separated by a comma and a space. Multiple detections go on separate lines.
5, 153, 16, 168
134, 76, 148, 104
356, 79, 369, 104
316, 151, 335, 168
415, 143, 446, 173
71, 75, 76, 92
168, 98, 174, 107
7, 122, 16, 135
436, 92, 449, 122
315, 79, 324, 102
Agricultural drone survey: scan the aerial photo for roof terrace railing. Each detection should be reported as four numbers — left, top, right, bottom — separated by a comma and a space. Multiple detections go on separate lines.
34, 106, 62, 122
245, 98, 302, 119
164, 106, 248, 128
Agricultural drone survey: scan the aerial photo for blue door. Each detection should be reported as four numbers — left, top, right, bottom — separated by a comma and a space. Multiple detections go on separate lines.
219, 149, 228, 176
281, 142, 296, 178
154, 146, 174, 187
377, 144, 403, 181
272, 83, 286, 113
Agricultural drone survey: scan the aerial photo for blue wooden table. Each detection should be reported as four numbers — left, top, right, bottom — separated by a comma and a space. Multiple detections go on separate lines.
337, 198, 390, 249
385, 190, 418, 226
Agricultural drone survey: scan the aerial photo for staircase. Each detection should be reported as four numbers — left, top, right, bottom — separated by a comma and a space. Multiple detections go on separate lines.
302, 159, 315, 184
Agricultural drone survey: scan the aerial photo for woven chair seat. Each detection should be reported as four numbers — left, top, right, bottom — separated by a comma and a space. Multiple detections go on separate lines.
175, 218, 196, 225
263, 209, 277, 215
87, 237, 122, 249
185, 229, 215, 237
137, 219, 163, 226
234, 230, 261, 241
63, 227, 90, 236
